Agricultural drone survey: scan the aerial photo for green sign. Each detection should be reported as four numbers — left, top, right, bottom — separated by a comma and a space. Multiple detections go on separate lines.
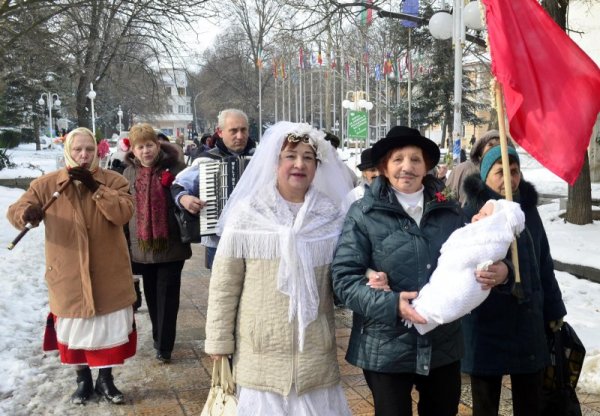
347, 110, 368, 140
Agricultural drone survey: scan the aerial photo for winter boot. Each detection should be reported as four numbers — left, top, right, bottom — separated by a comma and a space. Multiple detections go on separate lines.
70, 367, 93, 405
133, 279, 142, 312
95, 367, 125, 404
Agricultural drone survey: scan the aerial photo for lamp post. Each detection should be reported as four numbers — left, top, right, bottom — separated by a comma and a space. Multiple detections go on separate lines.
87, 83, 97, 135
38, 93, 61, 138
117, 105, 123, 136
193, 92, 201, 133
342, 90, 374, 148
428, 0, 483, 163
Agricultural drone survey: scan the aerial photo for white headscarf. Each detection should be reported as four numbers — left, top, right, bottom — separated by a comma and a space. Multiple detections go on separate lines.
216, 122, 354, 350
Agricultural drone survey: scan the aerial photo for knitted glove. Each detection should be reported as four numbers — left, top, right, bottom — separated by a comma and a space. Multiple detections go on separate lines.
69, 166, 99, 192
23, 204, 44, 224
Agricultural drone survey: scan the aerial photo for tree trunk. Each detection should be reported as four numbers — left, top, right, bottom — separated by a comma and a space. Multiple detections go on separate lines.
565, 153, 593, 224
542, 0, 593, 224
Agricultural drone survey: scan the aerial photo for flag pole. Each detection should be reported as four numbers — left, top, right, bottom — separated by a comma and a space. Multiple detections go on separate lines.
494, 80, 523, 299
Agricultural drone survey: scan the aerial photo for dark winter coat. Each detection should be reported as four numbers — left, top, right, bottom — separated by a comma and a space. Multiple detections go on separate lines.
461, 174, 566, 376
331, 175, 468, 376
123, 142, 192, 264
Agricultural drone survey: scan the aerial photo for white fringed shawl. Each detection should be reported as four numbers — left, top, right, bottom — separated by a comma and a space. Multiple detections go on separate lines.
216, 182, 344, 350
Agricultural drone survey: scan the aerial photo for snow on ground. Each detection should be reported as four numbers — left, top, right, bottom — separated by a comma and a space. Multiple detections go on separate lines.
0, 143, 599, 415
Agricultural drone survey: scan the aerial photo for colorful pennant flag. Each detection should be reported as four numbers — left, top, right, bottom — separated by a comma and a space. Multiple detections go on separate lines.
360, 0, 374, 26
402, 0, 419, 28
256, 47, 263, 70
482, 0, 600, 184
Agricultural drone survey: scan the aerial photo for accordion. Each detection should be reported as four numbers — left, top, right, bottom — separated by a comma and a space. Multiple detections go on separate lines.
198, 156, 250, 236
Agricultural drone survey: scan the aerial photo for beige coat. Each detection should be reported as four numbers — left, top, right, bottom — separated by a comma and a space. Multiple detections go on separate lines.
7, 168, 136, 318
205, 256, 340, 396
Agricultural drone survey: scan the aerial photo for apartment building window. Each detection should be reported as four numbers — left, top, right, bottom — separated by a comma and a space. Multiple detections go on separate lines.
177, 87, 186, 96
165, 86, 173, 95
178, 105, 186, 114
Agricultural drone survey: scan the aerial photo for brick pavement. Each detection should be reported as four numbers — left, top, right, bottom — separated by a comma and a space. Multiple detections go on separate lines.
47, 245, 600, 415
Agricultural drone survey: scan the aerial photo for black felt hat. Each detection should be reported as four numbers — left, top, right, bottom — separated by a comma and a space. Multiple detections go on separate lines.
357, 148, 376, 171
371, 126, 440, 169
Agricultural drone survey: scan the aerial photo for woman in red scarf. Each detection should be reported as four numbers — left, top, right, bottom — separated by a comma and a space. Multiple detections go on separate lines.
123, 124, 191, 363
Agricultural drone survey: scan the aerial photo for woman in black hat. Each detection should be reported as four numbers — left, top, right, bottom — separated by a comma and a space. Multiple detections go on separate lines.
332, 126, 468, 416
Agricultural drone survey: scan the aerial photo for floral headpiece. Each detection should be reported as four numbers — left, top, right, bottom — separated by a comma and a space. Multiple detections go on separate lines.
283, 124, 329, 162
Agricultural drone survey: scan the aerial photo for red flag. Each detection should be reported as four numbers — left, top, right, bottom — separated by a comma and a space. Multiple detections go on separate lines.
299, 47, 305, 70
483, 0, 600, 185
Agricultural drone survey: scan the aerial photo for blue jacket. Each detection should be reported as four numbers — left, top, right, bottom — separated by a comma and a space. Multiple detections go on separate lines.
461, 175, 566, 375
331, 175, 468, 375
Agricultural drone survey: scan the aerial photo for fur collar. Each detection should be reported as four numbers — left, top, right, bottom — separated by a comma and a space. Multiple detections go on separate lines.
463, 173, 538, 209
125, 141, 184, 170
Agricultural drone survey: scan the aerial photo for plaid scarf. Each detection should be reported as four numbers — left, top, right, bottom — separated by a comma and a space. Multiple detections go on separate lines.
135, 166, 169, 252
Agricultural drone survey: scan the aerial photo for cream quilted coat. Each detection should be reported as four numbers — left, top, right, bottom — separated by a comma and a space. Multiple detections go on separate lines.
205, 256, 340, 396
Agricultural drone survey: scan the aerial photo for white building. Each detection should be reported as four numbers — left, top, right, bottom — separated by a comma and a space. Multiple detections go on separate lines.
152, 68, 193, 139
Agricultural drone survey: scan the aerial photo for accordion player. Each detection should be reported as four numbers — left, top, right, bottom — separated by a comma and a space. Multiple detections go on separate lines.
198, 156, 251, 236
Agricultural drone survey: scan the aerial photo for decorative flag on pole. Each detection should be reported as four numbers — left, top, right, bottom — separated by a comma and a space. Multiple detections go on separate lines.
360, 0, 374, 26
318, 43, 323, 66
482, 0, 600, 185
401, 0, 419, 28
280, 61, 286, 79
375, 64, 382, 81
299, 47, 305, 70
405, 53, 413, 79
383, 53, 393, 76
273, 58, 278, 79
256, 47, 263, 70
344, 61, 350, 80
330, 51, 337, 69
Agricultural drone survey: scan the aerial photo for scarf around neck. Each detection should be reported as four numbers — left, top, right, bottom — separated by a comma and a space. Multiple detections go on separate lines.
217, 182, 344, 350
135, 166, 169, 252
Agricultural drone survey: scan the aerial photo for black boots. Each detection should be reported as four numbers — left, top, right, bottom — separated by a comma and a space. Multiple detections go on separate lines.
94, 367, 125, 404
133, 280, 142, 312
71, 367, 93, 405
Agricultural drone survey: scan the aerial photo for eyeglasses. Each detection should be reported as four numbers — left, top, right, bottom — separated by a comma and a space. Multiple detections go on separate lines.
286, 133, 311, 144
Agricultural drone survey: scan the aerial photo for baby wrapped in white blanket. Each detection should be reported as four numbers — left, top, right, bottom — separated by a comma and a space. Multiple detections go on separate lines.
411, 199, 525, 335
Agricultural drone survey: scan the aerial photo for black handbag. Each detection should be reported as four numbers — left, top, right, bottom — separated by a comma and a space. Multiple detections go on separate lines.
173, 207, 201, 244
540, 322, 586, 416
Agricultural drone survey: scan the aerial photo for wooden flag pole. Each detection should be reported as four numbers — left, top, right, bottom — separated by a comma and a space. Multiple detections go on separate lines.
494, 80, 524, 299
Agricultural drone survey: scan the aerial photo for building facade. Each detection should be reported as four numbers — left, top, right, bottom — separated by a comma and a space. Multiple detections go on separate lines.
152, 68, 193, 139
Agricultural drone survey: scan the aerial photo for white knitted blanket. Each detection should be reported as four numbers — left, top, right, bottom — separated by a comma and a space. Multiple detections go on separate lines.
412, 199, 525, 335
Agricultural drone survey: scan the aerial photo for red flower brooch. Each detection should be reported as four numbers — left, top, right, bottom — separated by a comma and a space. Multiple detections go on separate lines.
160, 169, 175, 187
434, 188, 455, 203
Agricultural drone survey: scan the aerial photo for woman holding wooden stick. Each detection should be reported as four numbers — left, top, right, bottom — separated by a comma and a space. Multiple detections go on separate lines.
7, 127, 137, 406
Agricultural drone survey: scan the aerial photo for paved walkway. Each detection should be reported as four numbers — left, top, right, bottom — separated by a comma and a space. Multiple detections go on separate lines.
28, 245, 600, 415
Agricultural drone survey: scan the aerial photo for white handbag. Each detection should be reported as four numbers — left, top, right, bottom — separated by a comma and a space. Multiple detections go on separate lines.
201, 357, 238, 416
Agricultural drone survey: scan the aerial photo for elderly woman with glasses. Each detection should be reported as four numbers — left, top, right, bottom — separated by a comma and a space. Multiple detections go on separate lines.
204, 122, 354, 415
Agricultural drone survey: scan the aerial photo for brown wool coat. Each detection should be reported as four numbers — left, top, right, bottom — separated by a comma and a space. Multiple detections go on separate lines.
7, 168, 136, 318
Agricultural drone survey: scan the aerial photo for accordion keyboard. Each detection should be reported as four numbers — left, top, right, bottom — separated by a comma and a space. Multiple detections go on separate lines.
198, 162, 220, 236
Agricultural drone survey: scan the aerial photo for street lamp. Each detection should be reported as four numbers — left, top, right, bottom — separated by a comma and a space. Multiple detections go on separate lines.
193, 92, 201, 133
87, 83, 97, 135
117, 105, 123, 136
428, 0, 483, 163
38, 93, 61, 138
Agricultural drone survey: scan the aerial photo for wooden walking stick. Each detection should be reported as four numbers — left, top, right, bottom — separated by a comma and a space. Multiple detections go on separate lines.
494, 80, 524, 300
7, 179, 72, 250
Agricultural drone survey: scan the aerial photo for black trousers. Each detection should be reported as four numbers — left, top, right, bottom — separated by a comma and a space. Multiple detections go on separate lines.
363, 361, 461, 416
140, 260, 184, 354
470, 371, 543, 416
